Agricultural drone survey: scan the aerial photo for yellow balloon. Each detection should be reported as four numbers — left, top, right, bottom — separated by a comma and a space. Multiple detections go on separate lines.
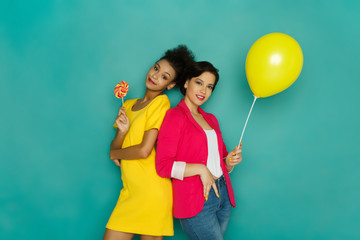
246, 33, 303, 98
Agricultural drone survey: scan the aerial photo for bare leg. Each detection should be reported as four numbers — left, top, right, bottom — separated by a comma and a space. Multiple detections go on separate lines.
140, 235, 163, 240
103, 228, 135, 240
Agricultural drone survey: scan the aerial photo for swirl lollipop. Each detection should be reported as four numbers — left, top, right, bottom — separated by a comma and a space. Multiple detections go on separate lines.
114, 81, 129, 105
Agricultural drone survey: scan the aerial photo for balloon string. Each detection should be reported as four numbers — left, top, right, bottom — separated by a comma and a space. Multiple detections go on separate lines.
238, 95, 258, 149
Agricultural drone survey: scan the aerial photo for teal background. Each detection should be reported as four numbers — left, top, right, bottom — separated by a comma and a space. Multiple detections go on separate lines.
1, 0, 359, 239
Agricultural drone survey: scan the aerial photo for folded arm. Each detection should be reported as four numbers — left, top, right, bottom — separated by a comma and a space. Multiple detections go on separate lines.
110, 129, 158, 160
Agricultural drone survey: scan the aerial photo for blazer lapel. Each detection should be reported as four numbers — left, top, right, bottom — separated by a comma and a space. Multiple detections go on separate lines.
179, 100, 207, 134
178, 100, 225, 166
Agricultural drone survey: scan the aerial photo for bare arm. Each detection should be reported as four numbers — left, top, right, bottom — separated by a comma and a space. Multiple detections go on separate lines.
109, 106, 158, 165
110, 129, 158, 160
110, 129, 126, 152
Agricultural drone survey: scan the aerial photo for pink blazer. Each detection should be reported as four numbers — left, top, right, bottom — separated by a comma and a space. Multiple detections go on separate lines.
156, 100, 236, 219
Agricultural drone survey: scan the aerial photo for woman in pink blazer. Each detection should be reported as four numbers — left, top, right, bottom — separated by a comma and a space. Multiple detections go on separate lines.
156, 61, 243, 240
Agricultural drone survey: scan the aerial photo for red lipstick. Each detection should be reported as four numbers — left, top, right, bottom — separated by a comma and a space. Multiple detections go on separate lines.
196, 95, 205, 101
148, 77, 156, 85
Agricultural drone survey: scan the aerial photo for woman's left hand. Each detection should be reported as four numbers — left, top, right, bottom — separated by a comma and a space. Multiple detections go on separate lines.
225, 144, 243, 171
112, 159, 121, 167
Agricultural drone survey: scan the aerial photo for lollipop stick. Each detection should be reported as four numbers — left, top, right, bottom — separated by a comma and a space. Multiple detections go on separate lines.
238, 95, 258, 149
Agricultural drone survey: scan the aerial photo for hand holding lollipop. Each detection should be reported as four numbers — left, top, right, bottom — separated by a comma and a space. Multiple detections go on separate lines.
114, 81, 129, 105
112, 82, 129, 167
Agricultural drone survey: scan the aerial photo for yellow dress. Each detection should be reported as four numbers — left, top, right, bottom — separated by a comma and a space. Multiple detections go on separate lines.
106, 94, 174, 236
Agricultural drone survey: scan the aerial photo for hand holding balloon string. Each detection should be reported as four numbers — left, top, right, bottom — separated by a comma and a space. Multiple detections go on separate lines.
225, 144, 243, 172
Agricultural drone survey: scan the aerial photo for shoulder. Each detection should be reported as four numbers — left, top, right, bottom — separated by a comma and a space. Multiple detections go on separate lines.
151, 94, 170, 105
160, 104, 187, 130
204, 111, 220, 127
199, 107, 218, 122
148, 94, 170, 109
165, 104, 186, 120
160, 104, 187, 132
123, 98, 138, 109
205, 112, 216, 120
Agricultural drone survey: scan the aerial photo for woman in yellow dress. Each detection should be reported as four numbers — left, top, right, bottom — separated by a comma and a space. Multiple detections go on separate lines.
103, 46, 195, 240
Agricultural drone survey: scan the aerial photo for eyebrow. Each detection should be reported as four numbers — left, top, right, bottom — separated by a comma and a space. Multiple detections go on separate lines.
196, 78, 214, 86
156, 63, 172, 77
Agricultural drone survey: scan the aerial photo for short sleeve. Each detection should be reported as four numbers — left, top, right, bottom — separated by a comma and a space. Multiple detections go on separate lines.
145, 95, 171, 131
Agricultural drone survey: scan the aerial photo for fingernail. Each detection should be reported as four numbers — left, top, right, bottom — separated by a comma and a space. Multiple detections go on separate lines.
206, 197, 208, 201
240, 142, 243, 146
232, 152, 235, 156
216, 193, 219, 198
229, 158, 232, 162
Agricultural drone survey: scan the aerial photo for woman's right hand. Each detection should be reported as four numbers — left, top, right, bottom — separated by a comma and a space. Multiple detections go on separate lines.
199, 165, 219, 201
115, 107, 130, 134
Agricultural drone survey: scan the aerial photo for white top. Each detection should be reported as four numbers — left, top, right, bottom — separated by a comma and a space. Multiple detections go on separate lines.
170, 129, 223, 180
204, 129, 223, 178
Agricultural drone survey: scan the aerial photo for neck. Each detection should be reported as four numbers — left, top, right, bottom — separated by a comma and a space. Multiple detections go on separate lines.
140, 89, 163, 103
184, 97, 200, 115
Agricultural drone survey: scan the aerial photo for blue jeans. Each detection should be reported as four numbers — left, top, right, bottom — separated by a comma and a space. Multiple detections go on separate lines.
179, 175, 232, 240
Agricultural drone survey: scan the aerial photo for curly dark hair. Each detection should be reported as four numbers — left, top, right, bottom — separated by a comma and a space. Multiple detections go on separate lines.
159, 45, 196, 85
179, 61, 219, 95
